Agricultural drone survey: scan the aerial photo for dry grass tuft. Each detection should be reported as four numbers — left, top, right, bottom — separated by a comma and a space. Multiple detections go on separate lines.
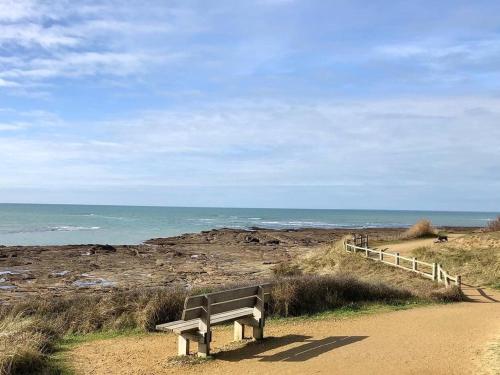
271, 262, 303, 277
0, 314, 59, 375
402, 219, 436, 239
486, 216, 500, 232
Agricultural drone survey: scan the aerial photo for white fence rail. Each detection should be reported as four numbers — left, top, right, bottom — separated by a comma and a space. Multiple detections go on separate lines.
344, 235, 461, 288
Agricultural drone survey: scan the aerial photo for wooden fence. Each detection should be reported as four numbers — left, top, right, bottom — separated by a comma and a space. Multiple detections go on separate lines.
344, 235, 461, 288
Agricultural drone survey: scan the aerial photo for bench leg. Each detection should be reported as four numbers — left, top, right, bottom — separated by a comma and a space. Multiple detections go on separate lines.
252, 326, 264, 340
178, 335, 190, 356
234, 321, 245, 341
198, 342, 210, 357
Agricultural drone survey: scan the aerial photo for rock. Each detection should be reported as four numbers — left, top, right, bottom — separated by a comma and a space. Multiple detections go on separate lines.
244, 235, 260, 243
266, 239, 280, 245
155, 259, 165, 266
49, 270, 70, 278
89, 244, 117, 254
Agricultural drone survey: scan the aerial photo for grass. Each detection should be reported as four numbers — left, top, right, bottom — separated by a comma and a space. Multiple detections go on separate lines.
481, 337, 500, 375
0, 314, 60, 375
301, 236, 461, 301
269, 273, 414, 317
412, 232, 500, 288
401, 219, 436, 239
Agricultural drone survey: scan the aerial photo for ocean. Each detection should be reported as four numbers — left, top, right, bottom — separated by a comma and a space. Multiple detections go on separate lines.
0, 203, 497, 246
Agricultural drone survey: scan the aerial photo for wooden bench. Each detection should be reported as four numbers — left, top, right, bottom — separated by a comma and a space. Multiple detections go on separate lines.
156, 284, 271, 357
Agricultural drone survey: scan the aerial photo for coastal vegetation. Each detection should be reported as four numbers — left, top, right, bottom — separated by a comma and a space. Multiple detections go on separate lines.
412, 231, 500, 289
401, 219, 436, 239
486, 216, 500, 232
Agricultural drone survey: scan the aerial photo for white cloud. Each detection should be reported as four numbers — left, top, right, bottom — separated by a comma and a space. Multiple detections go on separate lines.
375, 39, 500, 66
0, 1, 193, 89
0, 122, 25, 131
0, 0, 38, 21
2, 97, 499, 189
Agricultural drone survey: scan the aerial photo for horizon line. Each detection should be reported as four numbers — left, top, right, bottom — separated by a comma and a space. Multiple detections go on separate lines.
0, 202, 498, 214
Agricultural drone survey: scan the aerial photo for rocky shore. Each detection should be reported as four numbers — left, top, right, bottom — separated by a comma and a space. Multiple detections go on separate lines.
0, 227, 475, 303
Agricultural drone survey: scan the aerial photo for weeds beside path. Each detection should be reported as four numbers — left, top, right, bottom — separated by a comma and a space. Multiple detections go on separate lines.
381, 233, 464, 256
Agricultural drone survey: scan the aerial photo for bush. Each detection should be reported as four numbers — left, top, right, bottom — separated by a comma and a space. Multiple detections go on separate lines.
430, 286, 465, 303
402, 219, 436, 239
268, 274, 413, 317
271, 262, 303, 277
486, 216, 500, 232
0, 315, 59, 375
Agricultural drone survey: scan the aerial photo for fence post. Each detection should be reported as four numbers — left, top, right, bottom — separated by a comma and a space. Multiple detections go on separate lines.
412, 257, 417, 271
432, 263, 437, 281
379, 250, 383, 261
437, 264, 442, 282
395, 252, 400, 266
365, 247, 369, 257
456, 275, 461, 288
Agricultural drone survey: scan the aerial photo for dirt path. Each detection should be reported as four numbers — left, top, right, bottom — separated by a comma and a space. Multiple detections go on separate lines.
69, 287, 500, 375
382, 233, 464, 256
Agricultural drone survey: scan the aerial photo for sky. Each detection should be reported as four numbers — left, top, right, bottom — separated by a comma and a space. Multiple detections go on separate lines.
0, 0, 499, 211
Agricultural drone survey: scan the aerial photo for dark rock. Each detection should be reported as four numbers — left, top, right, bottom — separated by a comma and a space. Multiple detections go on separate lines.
89, 244, 117, 254
266, 239, 280, 245
244, 235, 260, 243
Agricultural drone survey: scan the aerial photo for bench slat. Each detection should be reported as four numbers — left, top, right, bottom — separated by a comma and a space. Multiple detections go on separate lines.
211, 296, 257, 315
182, 307, 203, 321
184, 284, 272, 309
156, 307, 254, 333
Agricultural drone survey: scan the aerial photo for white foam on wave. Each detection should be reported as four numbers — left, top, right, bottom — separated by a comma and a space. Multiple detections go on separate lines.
50, 226, 101, 232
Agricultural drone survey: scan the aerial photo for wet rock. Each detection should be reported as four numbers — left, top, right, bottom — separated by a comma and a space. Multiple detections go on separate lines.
49, 270, 70, 278
244, 235, 260, 243
89, 244, 117, 254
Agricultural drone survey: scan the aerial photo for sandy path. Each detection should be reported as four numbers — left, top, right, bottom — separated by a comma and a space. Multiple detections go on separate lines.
69, 287, 500, 375
381, 234, 463, 256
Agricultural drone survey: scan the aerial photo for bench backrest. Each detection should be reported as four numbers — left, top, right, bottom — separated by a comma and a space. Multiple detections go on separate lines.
182, 284, 272, 321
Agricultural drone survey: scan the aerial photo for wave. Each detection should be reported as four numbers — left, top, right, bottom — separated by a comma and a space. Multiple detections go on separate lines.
3, 226, 101, 234
74, 213, 127, 220
50, 226, 100, 232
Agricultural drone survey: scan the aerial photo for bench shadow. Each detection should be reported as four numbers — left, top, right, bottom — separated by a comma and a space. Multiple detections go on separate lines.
216, 335, 368, 362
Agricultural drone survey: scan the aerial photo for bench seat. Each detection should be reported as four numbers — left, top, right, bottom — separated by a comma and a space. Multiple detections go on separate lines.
156, 307, 255, 334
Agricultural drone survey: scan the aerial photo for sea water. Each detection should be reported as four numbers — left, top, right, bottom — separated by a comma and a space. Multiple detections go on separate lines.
0, 203, 496, 246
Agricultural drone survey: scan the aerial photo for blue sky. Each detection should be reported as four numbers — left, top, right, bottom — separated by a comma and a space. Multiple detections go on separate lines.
0, 0, 499, 211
